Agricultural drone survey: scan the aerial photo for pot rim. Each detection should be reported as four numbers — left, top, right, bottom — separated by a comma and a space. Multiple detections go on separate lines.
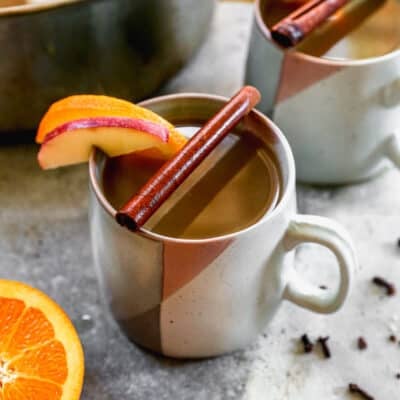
88, 92, 296, 245
0, 0, 87, 17
255, 0, 400, 66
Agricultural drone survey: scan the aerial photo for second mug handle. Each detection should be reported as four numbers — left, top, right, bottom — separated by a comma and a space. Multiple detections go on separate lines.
282, 214, 356, 314
385, 133, 400, 168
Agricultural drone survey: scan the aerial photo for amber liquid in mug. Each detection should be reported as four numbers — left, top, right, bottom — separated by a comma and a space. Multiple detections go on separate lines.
102, 127, 281, 240
263, 0, 400, 59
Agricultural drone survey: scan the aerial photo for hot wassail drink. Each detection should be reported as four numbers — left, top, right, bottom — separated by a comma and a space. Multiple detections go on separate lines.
103, 127, 281, 239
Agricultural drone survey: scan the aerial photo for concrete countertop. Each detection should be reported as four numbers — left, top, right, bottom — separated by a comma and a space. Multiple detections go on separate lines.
1, 3, 399, 399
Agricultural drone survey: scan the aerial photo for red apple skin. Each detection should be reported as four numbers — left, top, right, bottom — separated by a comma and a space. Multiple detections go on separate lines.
42, 117, 169, 144
38, 117, 172, 169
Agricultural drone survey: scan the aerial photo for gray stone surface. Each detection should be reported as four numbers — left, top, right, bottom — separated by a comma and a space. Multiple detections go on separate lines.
1, 3, 400, 399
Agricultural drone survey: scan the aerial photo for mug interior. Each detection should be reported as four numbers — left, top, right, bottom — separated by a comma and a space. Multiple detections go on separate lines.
89, 93, 295, 243
257, 0, 400, 64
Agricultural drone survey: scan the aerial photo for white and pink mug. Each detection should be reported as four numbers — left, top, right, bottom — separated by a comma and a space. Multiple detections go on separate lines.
246, 0, 400, 184
89, 94, 356, 358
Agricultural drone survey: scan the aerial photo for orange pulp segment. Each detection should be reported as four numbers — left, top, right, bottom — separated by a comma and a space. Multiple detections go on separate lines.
0, 280, 84, 400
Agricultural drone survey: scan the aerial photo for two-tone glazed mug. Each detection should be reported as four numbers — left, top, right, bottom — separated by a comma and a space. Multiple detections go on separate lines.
246, 0, 400, 184
89, 93, 356, 358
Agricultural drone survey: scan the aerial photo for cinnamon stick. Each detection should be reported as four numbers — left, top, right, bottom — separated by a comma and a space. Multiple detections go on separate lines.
271, 0, 350, 48
116, 86, 261, 232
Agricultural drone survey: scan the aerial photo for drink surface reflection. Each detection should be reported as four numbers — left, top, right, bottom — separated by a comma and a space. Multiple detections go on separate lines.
103, 126, 281, 239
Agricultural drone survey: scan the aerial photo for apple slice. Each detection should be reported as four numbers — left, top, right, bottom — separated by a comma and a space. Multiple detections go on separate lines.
36, 95, 187, 153
38, 116, 174, 170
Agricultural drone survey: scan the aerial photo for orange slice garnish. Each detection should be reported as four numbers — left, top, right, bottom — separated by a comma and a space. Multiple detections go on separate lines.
0, 280, 84, 400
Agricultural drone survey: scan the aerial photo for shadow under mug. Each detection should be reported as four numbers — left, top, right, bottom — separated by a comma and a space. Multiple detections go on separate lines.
88, 93, 356, 358
246, 0, 400, 184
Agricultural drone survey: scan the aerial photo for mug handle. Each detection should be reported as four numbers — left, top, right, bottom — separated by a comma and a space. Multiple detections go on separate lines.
282, 214, 356, 314
385, 133, 400, 168
381, 75, 400, 166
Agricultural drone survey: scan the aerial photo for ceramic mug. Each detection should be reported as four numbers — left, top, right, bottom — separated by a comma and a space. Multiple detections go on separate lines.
245, 0, 400, 184
89, 93, 356, 358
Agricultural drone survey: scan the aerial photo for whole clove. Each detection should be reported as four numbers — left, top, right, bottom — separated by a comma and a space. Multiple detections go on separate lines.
300, 334, 314, 353
348, 383, 374, 400
372, 276, 396, 296
396, 373, 400, 380
357, 337, 367, 350
319, 285, 327, 290
317, 336, 331, 358
397, 238, 400, 248
389, 334, 397, 343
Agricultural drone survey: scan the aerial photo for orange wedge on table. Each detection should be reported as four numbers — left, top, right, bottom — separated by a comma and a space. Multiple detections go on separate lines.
0, 280, 84, 400
37, 95, 188, 169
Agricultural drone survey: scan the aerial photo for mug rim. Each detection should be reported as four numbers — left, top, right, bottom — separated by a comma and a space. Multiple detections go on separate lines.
0, 0, 85, 16
88, 92, 296, 244
254, 0, 400, 66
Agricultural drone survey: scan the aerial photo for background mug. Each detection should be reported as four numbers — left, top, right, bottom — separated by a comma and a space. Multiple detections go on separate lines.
89, 94, 356, 358
246, 0, 400, 184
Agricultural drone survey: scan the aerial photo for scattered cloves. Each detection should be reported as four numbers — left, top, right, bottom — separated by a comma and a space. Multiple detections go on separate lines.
348, 383, 374, 400
357, 337, 367, 350
317, 336, 331, 358
372, 276, 396, 296
300, 334, 313, 353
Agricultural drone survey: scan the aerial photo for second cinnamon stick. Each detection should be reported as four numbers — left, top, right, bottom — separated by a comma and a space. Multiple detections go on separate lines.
271, 0, 350, 48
